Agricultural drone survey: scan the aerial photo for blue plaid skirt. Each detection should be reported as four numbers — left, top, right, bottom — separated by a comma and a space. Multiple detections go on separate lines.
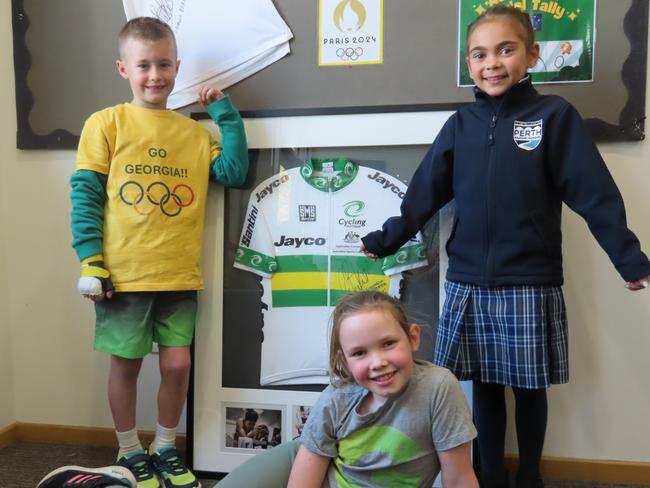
434, 281, 569, 388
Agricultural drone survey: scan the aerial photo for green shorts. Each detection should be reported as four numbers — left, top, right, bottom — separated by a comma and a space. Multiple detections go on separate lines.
94, 291, 198, 359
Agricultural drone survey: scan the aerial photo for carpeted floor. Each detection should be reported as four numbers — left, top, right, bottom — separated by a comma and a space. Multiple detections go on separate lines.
0, 443, 218, 488
0, 442, 648, 488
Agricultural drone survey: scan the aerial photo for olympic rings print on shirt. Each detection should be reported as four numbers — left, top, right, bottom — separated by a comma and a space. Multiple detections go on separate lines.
119, 180, 195, 217
336, 47, 363, 61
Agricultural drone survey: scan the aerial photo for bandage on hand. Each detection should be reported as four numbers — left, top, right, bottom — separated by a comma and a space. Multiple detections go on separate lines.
78, 254, 114, 296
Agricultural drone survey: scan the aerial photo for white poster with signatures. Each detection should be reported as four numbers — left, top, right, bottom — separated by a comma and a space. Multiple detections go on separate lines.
319, 0, 383, 66
122, 0, 293, 108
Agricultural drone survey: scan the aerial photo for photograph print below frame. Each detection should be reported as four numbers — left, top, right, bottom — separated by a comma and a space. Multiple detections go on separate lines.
223, 403, 283, 452
291, 404, 314, 440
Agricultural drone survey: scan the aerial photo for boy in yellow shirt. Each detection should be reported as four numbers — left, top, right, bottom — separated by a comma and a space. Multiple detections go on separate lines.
70, 17, 248, 488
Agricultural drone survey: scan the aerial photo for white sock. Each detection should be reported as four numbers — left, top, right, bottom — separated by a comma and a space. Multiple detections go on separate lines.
116, 428, 143, 459
151, 423, 177, 453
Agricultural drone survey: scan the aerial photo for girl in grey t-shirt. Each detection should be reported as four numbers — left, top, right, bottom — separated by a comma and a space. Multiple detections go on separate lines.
217, 291, 478, 487
288, 291, 478, 488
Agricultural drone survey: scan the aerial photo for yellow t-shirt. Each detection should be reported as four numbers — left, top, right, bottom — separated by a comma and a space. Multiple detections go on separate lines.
76, 103, 221, 291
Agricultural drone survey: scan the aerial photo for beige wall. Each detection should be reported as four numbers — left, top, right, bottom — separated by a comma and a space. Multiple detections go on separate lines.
0, 294, 13, 429
0, 1, 165, 433
0, 0, 15, 429
2, 0, 649, 463
505, 40, 650, 462
504, 134, 650, 461
0, 178, 14, 431
539, 139, 650, 461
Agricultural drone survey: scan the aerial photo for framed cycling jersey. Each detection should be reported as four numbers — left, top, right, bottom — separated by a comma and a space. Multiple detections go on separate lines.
188, 111, 459, 477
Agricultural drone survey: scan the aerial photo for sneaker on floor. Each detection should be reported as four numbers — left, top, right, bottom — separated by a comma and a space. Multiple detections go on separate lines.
148, 446, 201, 488
36, 465, 137, 488
117, 451, 161, 488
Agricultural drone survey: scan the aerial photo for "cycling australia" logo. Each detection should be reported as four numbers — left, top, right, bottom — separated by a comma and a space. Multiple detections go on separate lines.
340, 200, 366, 228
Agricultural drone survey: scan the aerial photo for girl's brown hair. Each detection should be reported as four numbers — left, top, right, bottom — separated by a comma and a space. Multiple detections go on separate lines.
329, 291, 412, 386
466, 5, 535, 52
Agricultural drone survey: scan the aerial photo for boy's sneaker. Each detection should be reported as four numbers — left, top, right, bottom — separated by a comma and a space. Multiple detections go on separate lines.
117, 451, 161, 488
148, 445, 201, 488
36, 465, 136, 487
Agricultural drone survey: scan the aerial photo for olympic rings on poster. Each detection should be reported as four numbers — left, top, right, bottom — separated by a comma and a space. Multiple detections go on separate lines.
119, 180, 195, 217
335, 47, 364, 61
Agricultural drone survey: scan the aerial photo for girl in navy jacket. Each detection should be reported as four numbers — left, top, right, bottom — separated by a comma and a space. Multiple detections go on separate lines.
362, 6, 650, 488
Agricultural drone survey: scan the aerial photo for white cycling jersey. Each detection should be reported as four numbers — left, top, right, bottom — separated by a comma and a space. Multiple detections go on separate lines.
234, 159, 427, 386
122, 0, 293, 108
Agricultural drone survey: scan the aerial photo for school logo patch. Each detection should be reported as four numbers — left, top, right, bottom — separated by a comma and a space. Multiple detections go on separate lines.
513, 119, 543, 151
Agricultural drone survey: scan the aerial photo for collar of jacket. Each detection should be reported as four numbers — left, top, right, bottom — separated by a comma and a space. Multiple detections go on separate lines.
472, 75, 538, 115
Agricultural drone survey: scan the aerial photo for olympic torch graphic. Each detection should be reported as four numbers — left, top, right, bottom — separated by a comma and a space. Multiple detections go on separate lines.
333, 0, 367, 32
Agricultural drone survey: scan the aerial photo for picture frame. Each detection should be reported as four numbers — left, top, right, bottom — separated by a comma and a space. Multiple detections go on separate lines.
187, 110, 453, 477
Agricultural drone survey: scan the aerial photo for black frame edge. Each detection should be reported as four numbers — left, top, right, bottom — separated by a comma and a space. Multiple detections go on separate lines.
12, 0, 650, 149
618, 0, 648, 141
12, 1, 79, 150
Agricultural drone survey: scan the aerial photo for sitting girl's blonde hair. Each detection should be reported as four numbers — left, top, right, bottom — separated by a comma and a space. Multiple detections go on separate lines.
329, 290, 412, 386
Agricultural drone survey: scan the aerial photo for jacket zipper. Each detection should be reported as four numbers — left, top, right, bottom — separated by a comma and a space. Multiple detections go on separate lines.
486, 112, 498, 284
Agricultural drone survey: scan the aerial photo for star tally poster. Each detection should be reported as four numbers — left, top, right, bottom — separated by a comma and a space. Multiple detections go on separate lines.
458, 0, 596, 85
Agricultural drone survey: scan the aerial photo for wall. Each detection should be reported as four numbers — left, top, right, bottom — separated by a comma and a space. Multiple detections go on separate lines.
0, 1, 166, 433
504, 133, 650, 461
538, 138, 650, 461
2, 1, 649, 463
0, 0, 15, 430
0, 282, 13, 430
504, 22, 650, 461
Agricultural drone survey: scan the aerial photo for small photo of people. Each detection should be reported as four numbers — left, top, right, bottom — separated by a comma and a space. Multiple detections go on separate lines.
224, 405, 282, 450
292, 404, 312, 440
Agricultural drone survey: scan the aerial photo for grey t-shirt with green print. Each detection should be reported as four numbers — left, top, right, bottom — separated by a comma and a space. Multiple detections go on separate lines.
299, 360, 476, 488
